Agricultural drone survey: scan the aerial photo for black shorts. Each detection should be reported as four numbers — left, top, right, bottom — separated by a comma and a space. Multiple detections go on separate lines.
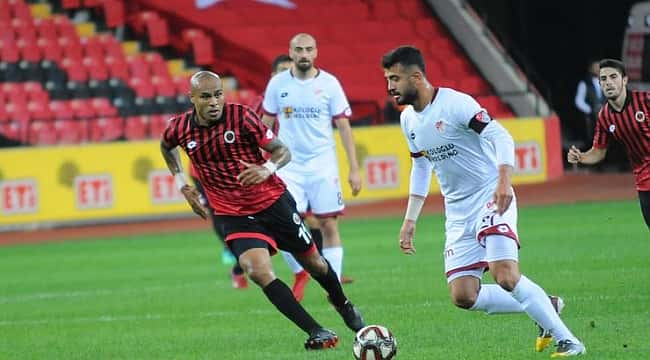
215, 191, 317, 258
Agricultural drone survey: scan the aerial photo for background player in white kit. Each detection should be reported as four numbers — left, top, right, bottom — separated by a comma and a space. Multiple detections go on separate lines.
382, 46, 586, 357
262, 33, 362, 289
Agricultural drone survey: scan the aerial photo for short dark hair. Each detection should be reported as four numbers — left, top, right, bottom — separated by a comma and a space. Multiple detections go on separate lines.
599, 58, 626, 77
381, 46, 426, 74
272, 54, 292, 73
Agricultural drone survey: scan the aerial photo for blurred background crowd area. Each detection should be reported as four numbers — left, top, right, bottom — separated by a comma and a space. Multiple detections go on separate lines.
0, 0, 643, 171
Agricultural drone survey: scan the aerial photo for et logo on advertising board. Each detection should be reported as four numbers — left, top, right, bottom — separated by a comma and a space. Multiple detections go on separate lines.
514, 142, 542, 174
1, 179, 38, 215
364, 156, 399, 189
149, 170, 184, 204
75, 174, 114, 210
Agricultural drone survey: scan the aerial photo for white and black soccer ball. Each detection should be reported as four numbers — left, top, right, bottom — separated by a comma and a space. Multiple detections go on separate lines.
352, 325, 397, 360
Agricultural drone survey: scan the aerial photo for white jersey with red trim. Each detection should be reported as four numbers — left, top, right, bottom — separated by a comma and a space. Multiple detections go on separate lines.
400, 87, 499, 219
263, 69, 352, 170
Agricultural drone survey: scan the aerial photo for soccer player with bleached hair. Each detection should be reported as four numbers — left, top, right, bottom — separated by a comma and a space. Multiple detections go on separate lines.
160, 70, 365, 350
383, 46, 586, 357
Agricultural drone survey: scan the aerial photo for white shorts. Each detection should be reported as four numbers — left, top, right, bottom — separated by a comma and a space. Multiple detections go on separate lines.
443, 192, 520, 283
277, 152, 344, 217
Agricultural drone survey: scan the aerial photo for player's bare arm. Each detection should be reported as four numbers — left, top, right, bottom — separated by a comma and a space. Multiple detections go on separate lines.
261, 113, 276, 130
494, 165, 514, 215
160, 139, 209, 219
567, 145, 607, 165
237, 138, 291, 186
334, 117, 362, 196
399, 194, 426, 255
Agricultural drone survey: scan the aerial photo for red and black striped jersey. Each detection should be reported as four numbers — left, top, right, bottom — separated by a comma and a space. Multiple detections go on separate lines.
594, 90, 650, 190
163, 104, 286, 215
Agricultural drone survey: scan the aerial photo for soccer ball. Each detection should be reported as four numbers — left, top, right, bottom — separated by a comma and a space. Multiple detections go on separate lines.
352, 325, 397, 360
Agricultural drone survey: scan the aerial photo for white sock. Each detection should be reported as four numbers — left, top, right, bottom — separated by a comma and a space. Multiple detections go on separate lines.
322, 246, 343, 280
281, 251, 304, 274
511, 275, 580, 344
470, 284, 525, 314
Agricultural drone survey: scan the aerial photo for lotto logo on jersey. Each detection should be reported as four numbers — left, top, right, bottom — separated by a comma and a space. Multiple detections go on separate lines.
365, 156, 399, 189
1, 179, 38, 215
149, 170, 184, 204
514, 142, 542, 174
75, 174, 114, 209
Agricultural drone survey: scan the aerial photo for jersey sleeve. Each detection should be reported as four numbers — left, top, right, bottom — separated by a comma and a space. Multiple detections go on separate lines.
450, 91, 488, 129
329, 77, 352, 120
243, 108, 276, 147
161, 117, 179, 147
592, 108, 609, 149
262, 77, 279, 116
400, 110, 421, 157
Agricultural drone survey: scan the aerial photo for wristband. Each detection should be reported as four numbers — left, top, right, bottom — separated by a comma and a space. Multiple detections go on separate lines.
174, 172, 188, 191
262, 160, 277, 174
405, 195, 425, 222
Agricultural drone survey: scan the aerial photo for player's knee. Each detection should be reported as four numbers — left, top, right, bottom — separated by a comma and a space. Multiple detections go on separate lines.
245, 266, 276, 287
491, 262, 520, 291
494, 273, 519, 291
450, 292, 477, 310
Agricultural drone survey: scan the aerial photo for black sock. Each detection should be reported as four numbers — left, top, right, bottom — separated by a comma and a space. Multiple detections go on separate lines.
263, 279, 321, 334
311, 260, 347, 307
232, 262, 244, 275
310, 228, 323, 253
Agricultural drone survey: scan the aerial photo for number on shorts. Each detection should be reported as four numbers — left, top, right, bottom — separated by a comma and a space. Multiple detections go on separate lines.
337, 191, 343, 205
297, 221, 312, 244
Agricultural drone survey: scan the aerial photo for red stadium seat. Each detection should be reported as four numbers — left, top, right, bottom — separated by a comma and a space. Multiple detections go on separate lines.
182, 29, 214, 65
54, 15, 78, 39
59, 36, 84, 61
126, 54, 150, 79
61, 0, 82, 9
399, 0, 431, 19
34, 18, 58, 41
62, 58, 88, 82
70, 99, 96, 119
173, 75, 190, 95
91, 98, 118, 117
3, 83, 27, 106
90, 117, 123, 142
17, 39, 42, 63
102, 0, 126, 28
23, 82, 49, 103
12, 19, 37, 42
11, 1, 32, 22
128, 78, 156, 98
83, 56, 110, 81
28, 121, 58, 145
458, 75, 491, 96
49, 100, 75, 120
27, 101, 52, 121
414, 18, 445, 39
38, 38, 64, 63
124, 115, 149, 140
82, 37, 105, 59
149, 114, 170, 138
0, 42, 20, 63
55, 119, 87, 144
369, 1, 399, 21
151, 76, 176, 97
0, 123, 21, 141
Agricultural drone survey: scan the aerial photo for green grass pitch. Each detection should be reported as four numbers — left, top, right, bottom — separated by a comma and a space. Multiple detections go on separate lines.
1, 200, 648, 359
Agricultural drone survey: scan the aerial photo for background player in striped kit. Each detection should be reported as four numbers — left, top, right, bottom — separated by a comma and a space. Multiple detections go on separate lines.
568, 58, 650, 228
